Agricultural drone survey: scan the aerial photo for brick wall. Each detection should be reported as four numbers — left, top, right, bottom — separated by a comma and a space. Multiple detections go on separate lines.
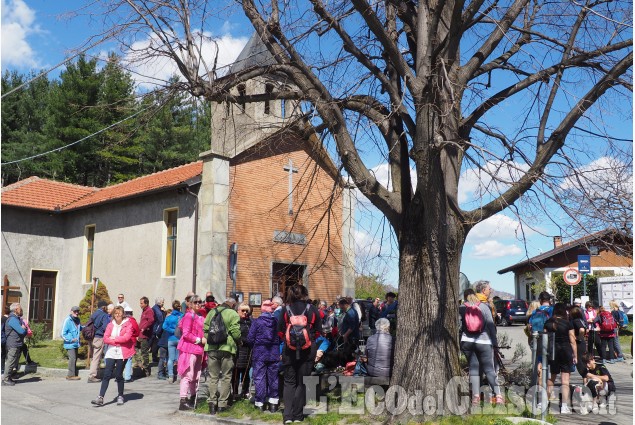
227, 133, 344, 313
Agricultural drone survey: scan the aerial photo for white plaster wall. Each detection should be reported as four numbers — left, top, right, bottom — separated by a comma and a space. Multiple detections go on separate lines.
2, 187, 200, 337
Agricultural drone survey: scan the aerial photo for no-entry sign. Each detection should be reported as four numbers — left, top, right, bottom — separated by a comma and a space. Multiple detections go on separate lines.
563, 268, 582, 286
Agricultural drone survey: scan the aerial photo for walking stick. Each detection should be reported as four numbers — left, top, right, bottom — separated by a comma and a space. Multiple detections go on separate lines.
240, 348, 253, 398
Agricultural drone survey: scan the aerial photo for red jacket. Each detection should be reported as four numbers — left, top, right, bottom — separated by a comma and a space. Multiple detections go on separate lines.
138, 306, 155, 339
103, 319, 136, 359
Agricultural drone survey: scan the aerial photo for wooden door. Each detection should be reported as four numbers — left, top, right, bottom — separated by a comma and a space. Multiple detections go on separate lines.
29, 271, 57, 333
272, 263, 305, 300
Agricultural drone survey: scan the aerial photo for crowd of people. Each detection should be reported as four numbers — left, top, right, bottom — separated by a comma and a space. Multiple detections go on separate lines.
1, 287, 399, 423
459, 280, 627, 415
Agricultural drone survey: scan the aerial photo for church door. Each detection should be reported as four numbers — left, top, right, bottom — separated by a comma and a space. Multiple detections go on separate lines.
271, 263, 306, 299
29, 271, 57, 333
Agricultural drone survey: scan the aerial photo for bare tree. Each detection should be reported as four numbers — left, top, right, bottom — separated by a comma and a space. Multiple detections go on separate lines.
85, 0, 632, 416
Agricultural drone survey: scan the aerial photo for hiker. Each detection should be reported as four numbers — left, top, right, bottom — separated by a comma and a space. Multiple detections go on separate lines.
177, 294, 206, 411
61, 306, 82, 380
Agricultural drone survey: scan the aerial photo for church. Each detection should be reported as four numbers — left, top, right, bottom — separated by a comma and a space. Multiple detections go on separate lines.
1, 33, 355, 336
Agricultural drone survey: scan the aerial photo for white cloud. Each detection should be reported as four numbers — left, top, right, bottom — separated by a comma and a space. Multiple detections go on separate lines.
1, 0, 39, 68
559, 156, 633, 193
466, 213, 532, 244
470, 240, 522, 259
123, 32, 248, 90
458, 160, 530, 204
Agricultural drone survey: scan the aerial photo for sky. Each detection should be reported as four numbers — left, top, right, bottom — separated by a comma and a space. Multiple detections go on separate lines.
2, 0, 631, 295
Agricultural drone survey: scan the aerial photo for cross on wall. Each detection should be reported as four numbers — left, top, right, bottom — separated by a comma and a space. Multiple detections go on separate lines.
283, 158, 298, 215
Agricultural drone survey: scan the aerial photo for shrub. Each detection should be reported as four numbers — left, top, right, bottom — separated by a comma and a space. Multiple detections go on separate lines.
26, 321, 51, 348
77, 280, 113, 359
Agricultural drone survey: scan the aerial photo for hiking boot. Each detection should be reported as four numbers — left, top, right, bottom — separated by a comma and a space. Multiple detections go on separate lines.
256, 403, 266, 412
66, 376, 81, 381
189, 395, 196, 407
268, 403, 279, 413
208, 403, 217, 415
87, 377, 101, 383
91, 396, 104, 406
117, 396, 125, 406
179, 397, 193, 411
2, 379, 15, 386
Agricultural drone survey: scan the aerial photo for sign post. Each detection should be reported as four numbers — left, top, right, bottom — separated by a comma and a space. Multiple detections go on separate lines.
563, 268, 582, 305
578, 255, 591, 297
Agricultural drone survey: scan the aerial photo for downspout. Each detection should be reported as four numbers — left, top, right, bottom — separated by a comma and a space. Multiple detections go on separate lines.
186, 187, 199, 294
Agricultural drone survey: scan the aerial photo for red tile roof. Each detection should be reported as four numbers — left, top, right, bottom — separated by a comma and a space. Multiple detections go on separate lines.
1, 162, 202, 212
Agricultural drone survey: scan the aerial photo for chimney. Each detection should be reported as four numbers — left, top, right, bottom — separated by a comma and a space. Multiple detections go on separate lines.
553, 236, 562, 248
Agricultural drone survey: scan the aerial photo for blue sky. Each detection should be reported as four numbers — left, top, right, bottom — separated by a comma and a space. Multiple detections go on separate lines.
3, 0, 630, 295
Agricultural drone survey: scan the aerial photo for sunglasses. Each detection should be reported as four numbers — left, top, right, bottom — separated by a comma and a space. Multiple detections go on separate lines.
192, 300, 203, 304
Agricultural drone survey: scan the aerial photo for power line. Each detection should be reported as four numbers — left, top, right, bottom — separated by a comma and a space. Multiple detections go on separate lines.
1, 107, 148, 166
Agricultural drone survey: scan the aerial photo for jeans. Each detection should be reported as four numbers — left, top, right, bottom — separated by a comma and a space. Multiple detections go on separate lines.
123, 358, 132, 380
157, 347, 168, 378
100, 358, 126, 397
167, 340, 179, 378
613, 329, 623, 358
460, 341, 501, 397
207, 350, 235, 408
600, 337, 615, 361
67, 348, 78, 377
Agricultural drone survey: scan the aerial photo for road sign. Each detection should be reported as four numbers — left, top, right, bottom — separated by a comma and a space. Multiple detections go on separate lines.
563, 268, 582, 286
578, 255, 591, 274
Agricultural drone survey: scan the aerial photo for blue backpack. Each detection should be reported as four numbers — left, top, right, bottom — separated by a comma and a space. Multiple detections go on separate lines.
528, 307, 551, 333
619, 310, 629, 328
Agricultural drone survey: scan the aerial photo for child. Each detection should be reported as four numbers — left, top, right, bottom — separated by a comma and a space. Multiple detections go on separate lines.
246, 300, 280, 412
584, 353, 616, 413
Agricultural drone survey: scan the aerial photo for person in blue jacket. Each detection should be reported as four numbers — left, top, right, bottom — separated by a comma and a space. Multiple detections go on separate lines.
2, 303, 27, 386
61, 306, 83, 380
162, 300, 183, 383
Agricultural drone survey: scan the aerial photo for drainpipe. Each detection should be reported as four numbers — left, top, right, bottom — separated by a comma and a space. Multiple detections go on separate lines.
186, 187, 199, 294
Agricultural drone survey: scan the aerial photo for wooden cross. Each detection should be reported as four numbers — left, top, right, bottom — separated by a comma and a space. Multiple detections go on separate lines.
283, 158, 298, 215
2, 275, 20, 312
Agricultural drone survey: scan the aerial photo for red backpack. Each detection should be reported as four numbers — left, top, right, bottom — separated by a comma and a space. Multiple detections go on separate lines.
285, 304, 314, 357
464, 302, 485, 333
599, 310, 616, 332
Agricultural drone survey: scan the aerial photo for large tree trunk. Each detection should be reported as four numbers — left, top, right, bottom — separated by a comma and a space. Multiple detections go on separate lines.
390, 204, 465, 419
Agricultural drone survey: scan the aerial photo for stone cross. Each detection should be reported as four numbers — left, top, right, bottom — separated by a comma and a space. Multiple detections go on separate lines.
283, 158, 298, 215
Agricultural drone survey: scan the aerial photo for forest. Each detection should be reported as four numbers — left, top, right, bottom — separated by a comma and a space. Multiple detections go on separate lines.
1, 53, 211, 187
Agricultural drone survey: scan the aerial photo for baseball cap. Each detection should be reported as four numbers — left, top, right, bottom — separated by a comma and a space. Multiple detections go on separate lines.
71, 306, 80, 312
574, 298, 582, 304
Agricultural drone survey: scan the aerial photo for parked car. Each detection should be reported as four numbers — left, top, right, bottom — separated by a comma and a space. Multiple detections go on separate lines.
494, 299, 528, 326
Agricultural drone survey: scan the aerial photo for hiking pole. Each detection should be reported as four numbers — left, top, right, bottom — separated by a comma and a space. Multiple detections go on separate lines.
240, 349, 253, 398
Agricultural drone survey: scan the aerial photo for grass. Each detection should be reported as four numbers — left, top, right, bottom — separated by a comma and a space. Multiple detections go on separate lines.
25, 339, 88, 370
618, 323, 632, 354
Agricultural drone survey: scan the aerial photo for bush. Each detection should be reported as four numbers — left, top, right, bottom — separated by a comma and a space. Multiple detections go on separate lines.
77, 280, 113, 359
26, 321, 51, 348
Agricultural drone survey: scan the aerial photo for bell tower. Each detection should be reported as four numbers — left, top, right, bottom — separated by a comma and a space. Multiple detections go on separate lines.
210, 32, 300, 157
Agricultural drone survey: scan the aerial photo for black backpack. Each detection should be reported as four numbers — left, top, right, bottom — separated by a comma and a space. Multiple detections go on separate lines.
207, 308, 228, 345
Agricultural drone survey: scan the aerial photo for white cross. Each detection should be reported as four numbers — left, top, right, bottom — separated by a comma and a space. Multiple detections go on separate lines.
283, 158, 298, 215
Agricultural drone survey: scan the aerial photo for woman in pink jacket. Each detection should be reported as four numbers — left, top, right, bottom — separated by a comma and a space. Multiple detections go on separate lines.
177, 294, 206, 410
91, 306, 136, 406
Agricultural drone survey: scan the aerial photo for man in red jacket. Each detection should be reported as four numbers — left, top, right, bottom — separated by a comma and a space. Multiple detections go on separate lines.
133, 296, 154, 377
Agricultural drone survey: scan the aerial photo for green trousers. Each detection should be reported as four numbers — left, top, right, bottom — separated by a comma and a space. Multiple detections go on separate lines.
207, 350, 235, 408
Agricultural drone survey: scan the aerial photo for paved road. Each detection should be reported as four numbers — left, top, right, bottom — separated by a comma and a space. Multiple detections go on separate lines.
0, 370, 211, 425
496, 323, 633, 425
2, 327, 631, 425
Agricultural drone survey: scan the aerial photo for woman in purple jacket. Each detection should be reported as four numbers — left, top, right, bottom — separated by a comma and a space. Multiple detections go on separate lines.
247, 300, 280, 412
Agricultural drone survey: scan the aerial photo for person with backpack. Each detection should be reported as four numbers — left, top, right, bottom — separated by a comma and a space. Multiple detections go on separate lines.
569, 306, 588, 378
597, 306, 617, 363
87, 300, 111, 383
277, 285, 322, 424
162, 300, 183, 383
527, 291, 553, 389
609, 300, 625, 362
2, 303, 27, 386
177, 294, 207, 410
544, 302, 577, 414
203, 297, 241, 415
459, 291, 502, 405
134, 296, 155, 377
